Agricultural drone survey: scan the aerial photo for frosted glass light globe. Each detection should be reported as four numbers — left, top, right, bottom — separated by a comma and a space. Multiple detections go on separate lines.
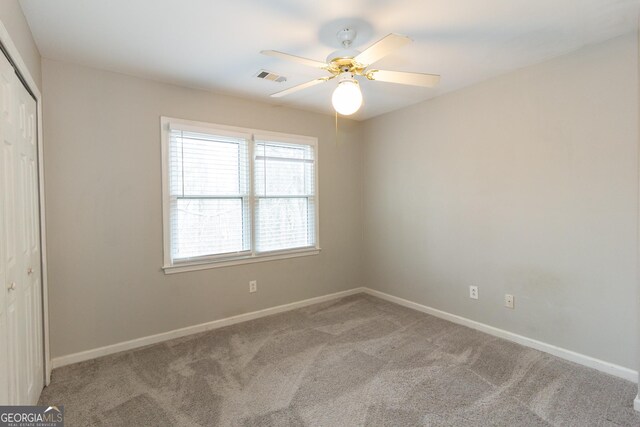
332, 79, 362, 116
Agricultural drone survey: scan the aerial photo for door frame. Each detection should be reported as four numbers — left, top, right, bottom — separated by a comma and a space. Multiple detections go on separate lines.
0, 20, 50, 386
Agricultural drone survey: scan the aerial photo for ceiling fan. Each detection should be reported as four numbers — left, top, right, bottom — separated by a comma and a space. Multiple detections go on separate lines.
261, 28, 440, 116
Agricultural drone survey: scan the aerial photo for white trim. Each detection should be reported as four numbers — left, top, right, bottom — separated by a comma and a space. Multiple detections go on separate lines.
363, 288, 638, 383
168, 122, 251, 140
634, 394, 640, 412
249, 133, 257, 258
50, 287, 638, 385
163, 116, 318, 146
51, 287, 365, 368
159, 117, 173, 270
312, 137, 320, 250
0, 21, 50, 386
254, 133, 317, 146
163, 248, 321, 274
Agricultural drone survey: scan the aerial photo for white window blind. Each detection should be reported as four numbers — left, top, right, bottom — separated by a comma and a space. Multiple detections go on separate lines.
169, 128, 250, 261
254, 139, 316, 252
162, 118, 319, 270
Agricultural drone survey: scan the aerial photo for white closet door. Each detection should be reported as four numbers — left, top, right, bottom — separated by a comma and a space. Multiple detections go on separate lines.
0, 48, 22, 405
0, 44, 12, 406
0, 50, 43, 405
17, 72, 42, 404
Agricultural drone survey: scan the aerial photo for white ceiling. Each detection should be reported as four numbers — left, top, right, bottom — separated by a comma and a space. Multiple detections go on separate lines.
19, 0, 639, 120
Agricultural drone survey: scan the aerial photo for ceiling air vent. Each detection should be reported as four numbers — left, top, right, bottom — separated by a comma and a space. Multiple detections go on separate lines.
255, 70, 287, 83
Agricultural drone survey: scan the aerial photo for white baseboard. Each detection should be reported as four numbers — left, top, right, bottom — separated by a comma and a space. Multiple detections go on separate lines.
635, 395, 640, 412
51, 287, 365, 369
51, 286, 639, 388
363, 288, 638, 383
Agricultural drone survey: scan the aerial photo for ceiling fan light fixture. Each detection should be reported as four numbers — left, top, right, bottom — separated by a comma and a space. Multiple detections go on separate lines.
332, 73, 362, 116
262, 30, 440, 115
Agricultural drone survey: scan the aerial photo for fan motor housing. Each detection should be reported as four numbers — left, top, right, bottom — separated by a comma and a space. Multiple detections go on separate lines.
326, 52, 366, 75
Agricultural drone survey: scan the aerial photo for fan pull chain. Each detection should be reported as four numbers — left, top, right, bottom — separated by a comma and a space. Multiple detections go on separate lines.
335, 110, 339, 146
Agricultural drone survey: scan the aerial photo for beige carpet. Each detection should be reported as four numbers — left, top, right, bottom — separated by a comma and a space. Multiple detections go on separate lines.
39, 294, 640, 426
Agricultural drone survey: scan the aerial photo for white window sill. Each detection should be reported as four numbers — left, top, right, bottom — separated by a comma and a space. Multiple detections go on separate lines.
162, 247, 321, 274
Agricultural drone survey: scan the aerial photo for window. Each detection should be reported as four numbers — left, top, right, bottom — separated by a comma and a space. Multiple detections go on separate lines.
161, 117, 319, 273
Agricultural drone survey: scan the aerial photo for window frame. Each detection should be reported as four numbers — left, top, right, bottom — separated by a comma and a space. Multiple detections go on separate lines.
160, 116, 320, 274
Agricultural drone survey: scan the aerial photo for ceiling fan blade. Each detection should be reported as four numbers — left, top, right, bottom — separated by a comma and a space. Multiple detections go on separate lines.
261, 50, 328, 69
366, 69, 440, 88
354, 33, 412, 66
270, 76, 334, 98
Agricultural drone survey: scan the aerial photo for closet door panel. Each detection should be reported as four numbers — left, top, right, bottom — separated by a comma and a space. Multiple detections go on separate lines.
27, 99, 43, 392
2, 138, 22, 405
1, 65, 21, 404
17, 86, 41, 403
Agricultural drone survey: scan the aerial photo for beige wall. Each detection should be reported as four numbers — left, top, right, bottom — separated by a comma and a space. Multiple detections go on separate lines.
362, 33, 639, 369
42, 59, 363, 358
0, 0, 40, 89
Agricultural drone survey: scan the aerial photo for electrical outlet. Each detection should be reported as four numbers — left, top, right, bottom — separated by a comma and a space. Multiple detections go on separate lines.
504, 294, 514, 309
249, 280, 257, 293
469, 286, 478, 300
